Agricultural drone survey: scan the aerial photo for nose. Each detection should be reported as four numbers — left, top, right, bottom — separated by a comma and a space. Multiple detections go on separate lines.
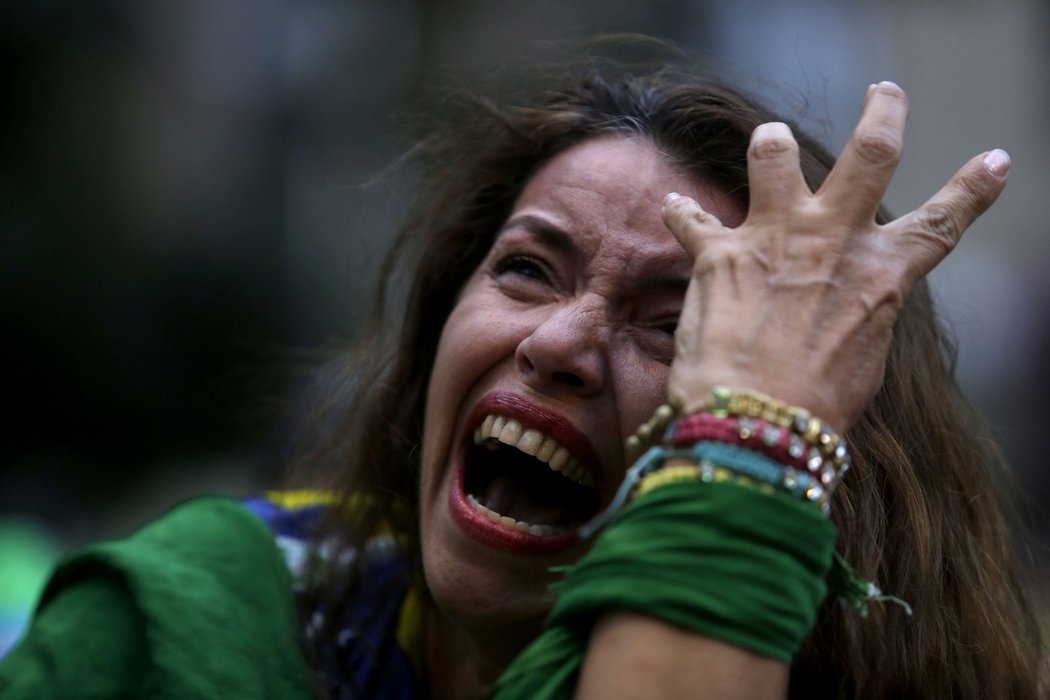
515, 298, 608, 397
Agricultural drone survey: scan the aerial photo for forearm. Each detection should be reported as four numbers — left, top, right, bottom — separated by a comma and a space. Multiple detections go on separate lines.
577, 612, 787, 700
490, 481, 833, 699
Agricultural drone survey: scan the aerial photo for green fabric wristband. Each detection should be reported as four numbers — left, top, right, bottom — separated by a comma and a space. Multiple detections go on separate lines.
492, 480, 837, 699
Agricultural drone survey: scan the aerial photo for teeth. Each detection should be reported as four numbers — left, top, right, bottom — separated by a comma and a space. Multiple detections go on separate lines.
536, 438, 557, 462
466, 494, 566, 537
472, 414, 596, 488
549, 446, 570, 471
518, 429, 543, 456
498, 419, 523, 445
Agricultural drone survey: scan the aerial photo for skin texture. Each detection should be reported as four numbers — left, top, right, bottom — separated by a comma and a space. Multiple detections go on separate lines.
577, 613, 788, 700
421, 82, 1009, 698
664, 82, 1009, 432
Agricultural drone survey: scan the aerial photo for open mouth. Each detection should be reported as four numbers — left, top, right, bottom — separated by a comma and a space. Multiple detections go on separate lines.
462, 414, 602, 537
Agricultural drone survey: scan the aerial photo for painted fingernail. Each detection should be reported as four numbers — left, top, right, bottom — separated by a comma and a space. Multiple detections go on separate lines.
984, 149, 1010, 177
664, 192, 682, 204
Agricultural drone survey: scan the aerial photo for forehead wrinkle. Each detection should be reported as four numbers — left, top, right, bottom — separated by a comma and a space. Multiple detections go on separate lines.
507, 136, 717, 299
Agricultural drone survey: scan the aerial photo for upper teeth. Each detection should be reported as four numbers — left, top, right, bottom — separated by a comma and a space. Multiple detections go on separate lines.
473, 414, 595, 488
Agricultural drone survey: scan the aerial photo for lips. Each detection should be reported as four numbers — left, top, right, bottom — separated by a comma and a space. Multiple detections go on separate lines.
447, 392, 605, 553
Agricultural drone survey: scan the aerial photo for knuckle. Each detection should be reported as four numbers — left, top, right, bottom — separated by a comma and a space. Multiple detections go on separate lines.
859, 264, 907, 313
694, 238, 738, 273
749, 134, 798, 161
954, 170, 993, 213
915, 205, 962, 248
666, 198, 706, 227
853, 130, 902, 167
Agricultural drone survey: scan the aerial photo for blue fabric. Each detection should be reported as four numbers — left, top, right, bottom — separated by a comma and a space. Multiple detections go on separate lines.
244, 493, 422, 699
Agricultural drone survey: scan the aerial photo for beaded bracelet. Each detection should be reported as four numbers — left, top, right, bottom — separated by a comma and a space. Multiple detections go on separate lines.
678, 441, 831, 508
704, 386, 851, 474
592, 387, 852, 536
669, 413, 809, 470
669, 412, 848, 495
582, 437, 834, 538
605, 391, 909, 621
625, 400, 680, 453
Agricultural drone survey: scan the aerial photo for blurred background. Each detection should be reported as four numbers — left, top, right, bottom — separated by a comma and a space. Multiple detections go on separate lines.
2, 0, 1048, 630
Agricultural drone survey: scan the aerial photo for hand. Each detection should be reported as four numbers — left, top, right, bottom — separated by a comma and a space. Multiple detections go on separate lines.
662, 81, 1010, 432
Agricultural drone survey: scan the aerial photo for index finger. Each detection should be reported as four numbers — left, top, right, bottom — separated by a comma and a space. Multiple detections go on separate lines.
817, 82, 909, 223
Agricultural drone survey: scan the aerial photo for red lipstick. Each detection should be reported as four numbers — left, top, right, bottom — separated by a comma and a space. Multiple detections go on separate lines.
447, 391, 605, 553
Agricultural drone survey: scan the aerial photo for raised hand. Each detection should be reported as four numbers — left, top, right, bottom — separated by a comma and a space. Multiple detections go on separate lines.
662, 81, 1010, 431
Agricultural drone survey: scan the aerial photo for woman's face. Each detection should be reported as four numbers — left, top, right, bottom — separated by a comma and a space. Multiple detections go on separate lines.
419, 135, 744, 648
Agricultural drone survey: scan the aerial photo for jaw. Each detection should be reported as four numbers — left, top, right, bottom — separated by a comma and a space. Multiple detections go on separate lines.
424, 572, 549, 699
421, 474, 562, 669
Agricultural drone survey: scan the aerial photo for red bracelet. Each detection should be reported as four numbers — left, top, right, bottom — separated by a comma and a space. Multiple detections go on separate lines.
669, 413, 810, 471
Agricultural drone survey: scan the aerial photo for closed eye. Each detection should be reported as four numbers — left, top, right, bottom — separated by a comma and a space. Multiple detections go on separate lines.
494, 254, 548, 282
655, 320, 678, 336
634, 317, 679, 365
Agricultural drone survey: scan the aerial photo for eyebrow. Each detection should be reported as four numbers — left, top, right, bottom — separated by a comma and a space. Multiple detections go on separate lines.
499, 213, 692, 296
499, 214, 579, 256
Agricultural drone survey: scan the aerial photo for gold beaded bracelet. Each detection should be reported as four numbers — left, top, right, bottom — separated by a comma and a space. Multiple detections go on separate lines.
621, 386, 850, 506
703, 387, 850, 473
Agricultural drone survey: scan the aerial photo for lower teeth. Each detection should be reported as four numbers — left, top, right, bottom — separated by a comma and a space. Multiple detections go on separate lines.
466, 493, 566, 537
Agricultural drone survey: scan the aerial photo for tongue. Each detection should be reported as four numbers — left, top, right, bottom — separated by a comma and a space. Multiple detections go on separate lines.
481, 476, 567, 527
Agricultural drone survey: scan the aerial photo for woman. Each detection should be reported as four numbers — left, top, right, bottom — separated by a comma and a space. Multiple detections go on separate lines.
2, 61, 1044, 698
292, 64, 1043, 697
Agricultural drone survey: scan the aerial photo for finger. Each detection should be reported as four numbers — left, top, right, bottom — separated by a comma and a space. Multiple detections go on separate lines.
890, 149, 1010, 283
661, 192, 728, 258
745, 122, 811, 217
819, 81, 910, 222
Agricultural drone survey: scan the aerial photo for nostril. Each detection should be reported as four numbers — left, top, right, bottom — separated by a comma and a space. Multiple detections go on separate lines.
552, 371, 585, 388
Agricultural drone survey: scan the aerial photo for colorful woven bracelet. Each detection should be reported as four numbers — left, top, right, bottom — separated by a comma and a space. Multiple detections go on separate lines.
635, 462, 778, 498
668, 411, 847, 495
583, 438, 832, 539
687, 387, 851, 493
670, 412, 809, 470
593, 388, 852, 538
669, 441, 831, 511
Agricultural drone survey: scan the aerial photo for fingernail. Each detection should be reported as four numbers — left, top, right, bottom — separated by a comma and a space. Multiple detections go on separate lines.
877, 80, 901, 90
664, 192, 682, 204
984, 149, 1010, 177
753, 121, 793, 139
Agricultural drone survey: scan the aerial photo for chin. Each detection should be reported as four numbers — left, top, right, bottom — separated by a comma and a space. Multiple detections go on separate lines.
421, 499, 561, 653
418, 390, 611, 650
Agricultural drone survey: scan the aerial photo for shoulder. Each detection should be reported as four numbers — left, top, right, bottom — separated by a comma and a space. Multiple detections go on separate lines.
3, 495, 314, 698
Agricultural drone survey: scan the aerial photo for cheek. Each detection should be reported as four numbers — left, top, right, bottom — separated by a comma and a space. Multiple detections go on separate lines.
421, 298, 526, 483
613, 351, 672, 439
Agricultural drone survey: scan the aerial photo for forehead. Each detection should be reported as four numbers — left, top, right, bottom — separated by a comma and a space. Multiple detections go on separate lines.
504, 135, 742, 270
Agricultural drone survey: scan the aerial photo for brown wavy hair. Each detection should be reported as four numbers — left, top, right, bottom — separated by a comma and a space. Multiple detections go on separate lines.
291, 54, 1045, 698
